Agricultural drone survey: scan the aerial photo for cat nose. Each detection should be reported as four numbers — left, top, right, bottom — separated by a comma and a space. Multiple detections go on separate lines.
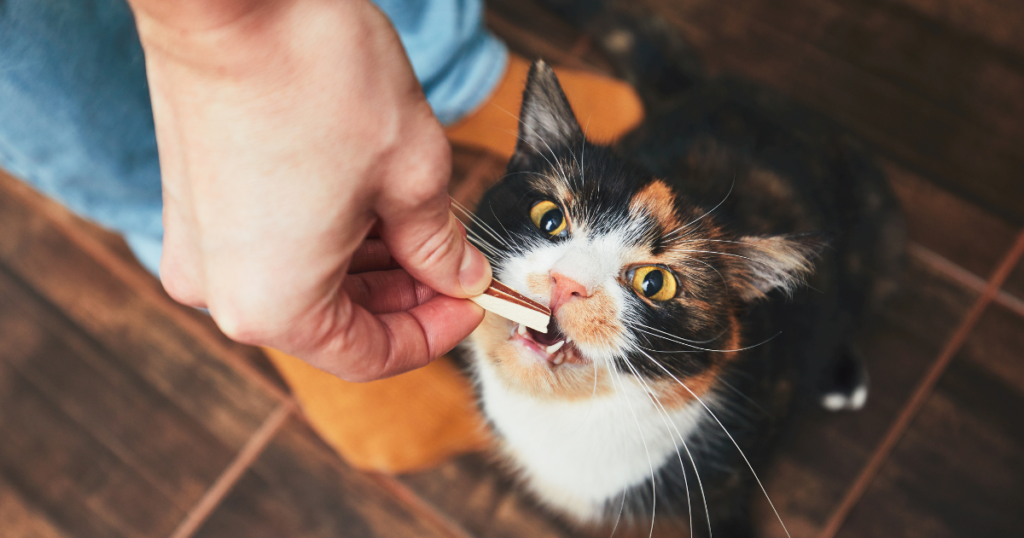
550, 272, 590, 313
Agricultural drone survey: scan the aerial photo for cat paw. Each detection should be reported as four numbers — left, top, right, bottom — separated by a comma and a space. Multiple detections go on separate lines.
820, 384, 868, 411
819, 344, 869, 412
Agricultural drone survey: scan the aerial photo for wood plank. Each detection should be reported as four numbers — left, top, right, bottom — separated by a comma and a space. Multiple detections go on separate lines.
764, 0, 1024, 145
753, 255, 978, 536
0, 354, 184, 537
0, 265, 238, 511
0, 478, 71, 538
487, 0, 614, 73
193, 417, 459, 538
401, 453, 577, 538
883, 160, 1018, 283
640, 0, 1024, 224
836, 357, 1024, 537
955, 299, 1024, 397
0, 172, 279, 449
1000, 257, 1024, 304
882, 0, 1024, 60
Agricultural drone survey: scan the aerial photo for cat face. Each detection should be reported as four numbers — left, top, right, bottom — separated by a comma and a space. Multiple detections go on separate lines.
466, 62, 821, 406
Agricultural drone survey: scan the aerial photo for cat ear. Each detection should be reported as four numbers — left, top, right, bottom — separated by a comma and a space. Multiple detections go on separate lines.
727, 234, 828, 302
513, 60, 584, 161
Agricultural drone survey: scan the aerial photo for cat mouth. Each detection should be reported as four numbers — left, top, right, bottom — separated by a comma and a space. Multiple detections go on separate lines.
509, 317, 584, 367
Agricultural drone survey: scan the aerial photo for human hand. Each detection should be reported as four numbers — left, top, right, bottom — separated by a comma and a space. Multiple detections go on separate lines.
127, 0, 490, 381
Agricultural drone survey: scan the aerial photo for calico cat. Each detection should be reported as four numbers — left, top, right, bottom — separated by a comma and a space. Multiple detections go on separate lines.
461, 59, 902, 537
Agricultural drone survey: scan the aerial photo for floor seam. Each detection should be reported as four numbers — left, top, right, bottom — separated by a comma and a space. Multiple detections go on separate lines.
909, 242, 1024, 318
816, 229, 1024, 538
368, 473, 478, 538
167, 399, 296, 538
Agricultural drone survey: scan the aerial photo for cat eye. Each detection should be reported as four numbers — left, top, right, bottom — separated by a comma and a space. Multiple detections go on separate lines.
630, 266, 678, 301
529, 200, 567, 237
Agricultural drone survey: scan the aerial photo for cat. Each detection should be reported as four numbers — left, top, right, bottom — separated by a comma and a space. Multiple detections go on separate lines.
459, 58, 903, 537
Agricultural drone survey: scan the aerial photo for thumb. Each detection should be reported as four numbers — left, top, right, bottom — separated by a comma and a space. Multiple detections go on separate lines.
377, 192, 492, 298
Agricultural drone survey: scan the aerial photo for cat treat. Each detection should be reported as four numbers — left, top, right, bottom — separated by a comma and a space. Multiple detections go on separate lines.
469, 279, 551, 333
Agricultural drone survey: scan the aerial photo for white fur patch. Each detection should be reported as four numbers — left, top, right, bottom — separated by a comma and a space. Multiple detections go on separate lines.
498, 228, 636, 358
471, 347, 706, 522
820, 385, 869, 412
472, 219, 710, 521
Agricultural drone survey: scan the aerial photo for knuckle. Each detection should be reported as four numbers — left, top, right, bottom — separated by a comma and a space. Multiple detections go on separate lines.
160, 266, 203, 307
406, 223, 459, 269
401, 173, 447, 208
213, 310, 265, 345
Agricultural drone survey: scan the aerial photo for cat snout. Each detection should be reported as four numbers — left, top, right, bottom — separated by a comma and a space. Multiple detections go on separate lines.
550, 272, 590, 313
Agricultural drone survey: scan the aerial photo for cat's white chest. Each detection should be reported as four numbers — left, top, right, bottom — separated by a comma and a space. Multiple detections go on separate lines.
473, 356, 706, 522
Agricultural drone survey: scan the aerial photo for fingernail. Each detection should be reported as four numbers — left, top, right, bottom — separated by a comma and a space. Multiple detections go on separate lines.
459, 241, 492, 295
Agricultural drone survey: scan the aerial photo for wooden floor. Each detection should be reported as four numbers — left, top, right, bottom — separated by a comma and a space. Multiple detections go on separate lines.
2, 1, 1023, 537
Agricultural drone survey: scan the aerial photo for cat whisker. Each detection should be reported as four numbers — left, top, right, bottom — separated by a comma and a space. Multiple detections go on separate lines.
670, 248, 776, 269
620, 346, 714, 537
625, 326, 723, 352
715, 377, 772, 417
667, 178, 736, 239
494, 124, 574, 191
635, 350, 793, 538
606, 359, 657, 537
620, 361, 666, 538
625, 321, 723, 344
486, 201, 526, 254
452, 206, 501, 248
491, 104, 576, 190
620, 356, 699, 538
628, 324, 784, 354
463, 228, 501, 258
451, 199, 518, 252
674, 253, 729, 291
580, 122, 588, 187
603, 361, 628, 538
635, 345, 699, 354
677, 238, 760, 247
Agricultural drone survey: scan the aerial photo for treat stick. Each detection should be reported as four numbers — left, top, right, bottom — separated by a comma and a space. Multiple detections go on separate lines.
470, 280, 551, 333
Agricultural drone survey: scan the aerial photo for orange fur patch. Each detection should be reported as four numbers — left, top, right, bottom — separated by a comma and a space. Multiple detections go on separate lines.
629, 180, 682, 234
526, 272, 552, 297
650, 321, 742, 410
556, 288, 623, 350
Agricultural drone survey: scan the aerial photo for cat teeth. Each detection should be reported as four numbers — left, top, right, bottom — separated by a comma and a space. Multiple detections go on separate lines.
546, 340, 565, 354
517, 323, 528, 336
552, 352, 565, 365
565, 336, 572, 343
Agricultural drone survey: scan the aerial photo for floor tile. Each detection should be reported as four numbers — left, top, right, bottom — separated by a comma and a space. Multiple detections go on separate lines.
836, 357, 1024, 538
401, 453, 577, 538
0, 478, 72, 538
1000, 254, 1024, 306
882, 0, 1024, 59
883, 161, 1018, 283
642, 0, 1024, 223
194, 416, 455, 538
0, 267, 239, 510
488, 0, 613, 72
0, 314, 187, 536
0, 173, 279, 449
754, 255, 978, 536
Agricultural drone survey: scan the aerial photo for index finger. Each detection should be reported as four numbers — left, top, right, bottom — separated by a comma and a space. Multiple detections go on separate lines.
301, 293, 484, 382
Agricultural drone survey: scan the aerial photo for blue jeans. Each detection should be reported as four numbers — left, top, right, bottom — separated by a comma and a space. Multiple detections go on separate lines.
0, 0, 507, 275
